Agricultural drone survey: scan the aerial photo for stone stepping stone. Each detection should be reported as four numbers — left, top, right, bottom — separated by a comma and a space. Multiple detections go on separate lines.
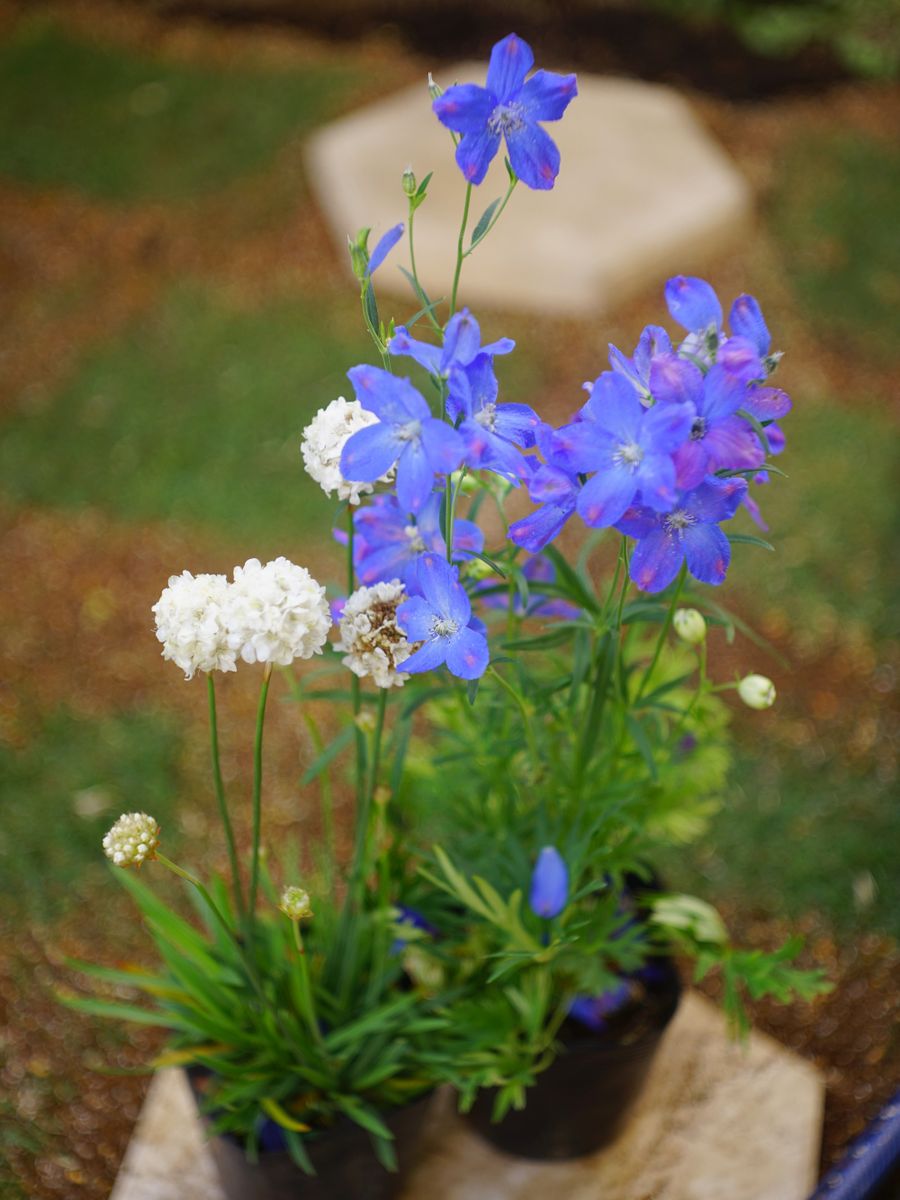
110, 992, 823, 1200
306, 68, 751, 317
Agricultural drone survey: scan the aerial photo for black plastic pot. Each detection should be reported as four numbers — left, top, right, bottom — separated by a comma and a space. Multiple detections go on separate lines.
465, 957, 682, 1160
186, 1069, 434, 1200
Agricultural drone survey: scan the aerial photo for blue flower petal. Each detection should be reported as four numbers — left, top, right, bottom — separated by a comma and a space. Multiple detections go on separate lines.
673, 439, 709, 491
649, 354, 703, 406
486, 33, 534, 102
395, 442, 434, 514
742, 385, 792, 422
388, 327, 443, 375
529, 846, 569, 918
702, 364, 747, 423
615, 505, 659, 540
442, 310, 482, 369
414, 553, 471, 629
729, 294, 771, 356
716, 336, 764, 383
704, 416, 765, 474
399, 638, 449, 676
340, 421, 401, 482
665, 275, 723, 333
421, 418, 464, 475
456, 127, 502, 186
505, 121, 561, 190
509, 500, 574, 553
445, 625, 489, 680
630, 527, 683, 594
366, 223, 404, 276
633, 324, 673, 380
527, 463, 579, 504
348, 364, 430, 423
396, 594, 435, 642
681, 522, 731, 586
581, 371, 643, 440
634, 452, 678, 512
493, 402, 541, 448
576, 466, 638, 529
519, 69, 578, 122
432, 83, 497, 133
642, 395, 695, 452
683, 476, 748, 524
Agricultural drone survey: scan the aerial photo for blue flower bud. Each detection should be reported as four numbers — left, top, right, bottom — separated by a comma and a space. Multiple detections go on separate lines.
529, 846, 569, 919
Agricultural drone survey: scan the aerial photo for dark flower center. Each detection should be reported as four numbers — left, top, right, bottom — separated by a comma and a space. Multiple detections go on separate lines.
690, 417, 708, 441
488, 102, 527, 136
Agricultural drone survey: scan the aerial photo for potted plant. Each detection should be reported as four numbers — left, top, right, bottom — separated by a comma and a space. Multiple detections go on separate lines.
67, 30, 830, 1193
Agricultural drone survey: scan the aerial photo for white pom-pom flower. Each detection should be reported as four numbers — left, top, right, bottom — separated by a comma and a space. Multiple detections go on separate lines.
300, 396, 392, 504
102, 812, 160, 868
152, 571, 237, 680
279, 886, 313, 921
228, 557, 331, 667
336, 581, 416, 689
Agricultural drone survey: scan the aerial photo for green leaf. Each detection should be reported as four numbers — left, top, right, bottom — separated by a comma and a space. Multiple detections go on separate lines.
544, 546, 599, 613
469, 197, 502, 248
625, 714, 658, 780
260, 1098, 310, 1132
414, 170, 433, 200
59, 993, 175, 1028
727, 532, 775, 552
301, 724, 354, 785
466, 677, 480, 706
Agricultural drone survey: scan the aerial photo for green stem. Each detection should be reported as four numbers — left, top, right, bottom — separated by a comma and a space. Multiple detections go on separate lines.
301, 708, 335, 886
449, 183, 473, 315
408, 202, 443, 336
637, 563, 687, 702
672, 640, 708, 743
206, 676, 244, 923
461, 178, 517, 259
488, 665, 539, 767
290, 920, 324, 1044
247, 662, 273, 925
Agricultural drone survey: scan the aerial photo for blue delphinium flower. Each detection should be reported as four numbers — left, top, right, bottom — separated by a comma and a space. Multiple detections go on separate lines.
569, 982, 633, 1032
397, 553, 489, 680
616, 476, 748, 593
646, 361, 765, 490
432, 33, 577, 189
665, 275, 771, 384
353, 493, 483, 587
340, 365, 464, 514
552, 371, 693, 528
608, 324, 673, 403
389, 308, 514, 381
508, 425, 582, 553
451, 353, 541, 482
529, 846, 569, 918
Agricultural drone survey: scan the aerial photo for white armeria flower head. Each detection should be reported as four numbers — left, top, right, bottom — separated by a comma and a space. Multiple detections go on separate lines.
300, 396, 391, 504
336, 581, 415, 689
152, 571, 237, 680
228, 557, 331, 667
103, 812, 160, 868
279, 885, 313, 921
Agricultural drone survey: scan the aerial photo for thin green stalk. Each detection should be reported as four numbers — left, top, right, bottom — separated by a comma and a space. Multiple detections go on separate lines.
461, 178, 517, 259
449, 182, 473, 314
290, 920, 324, 1044
301, 708, 335, 886
488, 665, 540, 767
247, 662, 273, 925
207, 675, 244, 923
671, 640, 708, 744
636, 563, 687, 701
349, 690, 388, 902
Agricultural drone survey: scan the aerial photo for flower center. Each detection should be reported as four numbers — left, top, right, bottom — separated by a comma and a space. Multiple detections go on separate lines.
431, 616, 460, 639
614, 441, 644, 469
488, 102, 527, 136
474, 403, 497, 431
664, 509, 695, 534
397, 420, 422, 443
404, 524, 426, 554
690, 417, 707, 441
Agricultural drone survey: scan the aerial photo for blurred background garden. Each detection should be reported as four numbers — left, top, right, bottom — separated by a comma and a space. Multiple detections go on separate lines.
0, 1, 897, 1195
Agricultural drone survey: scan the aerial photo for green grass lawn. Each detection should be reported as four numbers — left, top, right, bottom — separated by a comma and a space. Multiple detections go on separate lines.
0, 19, 362, 202
772, 128, 900, 364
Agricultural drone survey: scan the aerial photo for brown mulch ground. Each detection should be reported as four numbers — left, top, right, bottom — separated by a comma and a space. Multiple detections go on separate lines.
1, 4, 898, 1196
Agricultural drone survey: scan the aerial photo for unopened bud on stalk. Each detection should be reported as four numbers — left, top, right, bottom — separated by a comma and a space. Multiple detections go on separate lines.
427, 71, 442, 101
673, 608, 706, 645
279, 886, 313, 921
355, 709, 377, 734
738, 673, 776, 710
402, 166, 417, 197
102, 812, 160, 868
348, 230, 370, 282
462, 557, 494, 582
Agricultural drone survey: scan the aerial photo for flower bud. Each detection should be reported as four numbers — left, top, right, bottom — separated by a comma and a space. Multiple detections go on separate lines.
355, 709, 377, 733
462, 557, 494, 582
347, 230, 370, 282
673, 607, 706, 645
427, 71, 443, 101
402, 166, 417, 197
102, 812, 160, 868
529, 846, 569, 919
279, 886, 313, 921
738, 673, 776, 710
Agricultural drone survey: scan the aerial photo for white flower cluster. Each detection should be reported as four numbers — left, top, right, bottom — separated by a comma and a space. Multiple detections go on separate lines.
336, 581, 415, 689
279, 885, 313, 921
300, 396, 391, 504
103, 812, 160, 868
152, 571, 237, 680
229, 558, 331, 667
153, 559, 330, 679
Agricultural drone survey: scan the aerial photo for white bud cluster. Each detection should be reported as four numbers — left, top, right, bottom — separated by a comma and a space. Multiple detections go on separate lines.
102, 812, 160, 868
300, 397, 392, 504
336, 581, 414, 689
279, 885, 313, 921
153, 559, 331, 679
